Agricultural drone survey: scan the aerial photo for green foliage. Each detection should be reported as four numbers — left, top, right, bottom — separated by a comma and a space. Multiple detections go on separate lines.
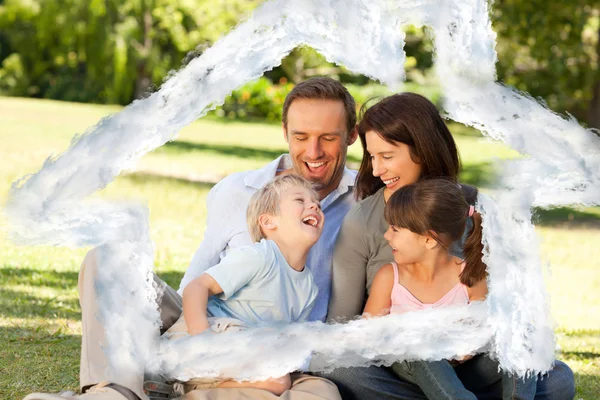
0, 0, 261, 104
216, 77, 293, 122
492, 1, 599, 126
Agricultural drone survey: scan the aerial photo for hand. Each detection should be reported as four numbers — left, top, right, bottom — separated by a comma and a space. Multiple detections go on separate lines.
188, 320, 211, 335
450, 355, 474, 365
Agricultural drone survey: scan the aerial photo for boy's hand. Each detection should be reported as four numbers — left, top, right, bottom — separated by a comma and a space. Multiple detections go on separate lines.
188, 319, 211, 335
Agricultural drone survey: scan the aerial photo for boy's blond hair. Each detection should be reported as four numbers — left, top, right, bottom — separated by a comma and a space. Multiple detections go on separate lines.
246, 174, 317, 242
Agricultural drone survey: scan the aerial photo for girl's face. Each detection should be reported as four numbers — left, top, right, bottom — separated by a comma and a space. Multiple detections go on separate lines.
383, 225, 427, 265
365, 131, 422, 199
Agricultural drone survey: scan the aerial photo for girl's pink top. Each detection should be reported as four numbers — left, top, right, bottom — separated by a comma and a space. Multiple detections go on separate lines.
389, 261, 469, 314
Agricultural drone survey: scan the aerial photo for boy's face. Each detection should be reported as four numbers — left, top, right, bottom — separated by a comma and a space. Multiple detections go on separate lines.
270, 186, 325, 245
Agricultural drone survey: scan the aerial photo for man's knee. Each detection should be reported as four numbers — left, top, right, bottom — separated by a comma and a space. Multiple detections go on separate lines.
78, 248, 100, 298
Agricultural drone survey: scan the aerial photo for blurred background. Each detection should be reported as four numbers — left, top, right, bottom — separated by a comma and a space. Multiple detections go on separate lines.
0, 0, 599, 128
0, 1, 599, 399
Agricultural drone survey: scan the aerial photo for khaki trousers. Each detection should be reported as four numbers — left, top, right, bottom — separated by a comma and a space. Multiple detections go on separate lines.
78, 249, 341, 400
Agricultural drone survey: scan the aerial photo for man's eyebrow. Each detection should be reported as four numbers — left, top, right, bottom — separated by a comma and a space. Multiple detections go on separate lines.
290, 130, 343, 136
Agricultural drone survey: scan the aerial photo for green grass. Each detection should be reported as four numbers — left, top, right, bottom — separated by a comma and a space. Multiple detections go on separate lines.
1, 96, 599, 399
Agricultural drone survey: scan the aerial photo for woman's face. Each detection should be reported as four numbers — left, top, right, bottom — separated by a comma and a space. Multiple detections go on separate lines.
365, 130, 422, 199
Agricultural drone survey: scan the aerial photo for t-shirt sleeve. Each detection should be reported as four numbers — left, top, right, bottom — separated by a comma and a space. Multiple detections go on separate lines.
327, 203, 369, 322
297, 284, 319, 322
204, 245, 267, 300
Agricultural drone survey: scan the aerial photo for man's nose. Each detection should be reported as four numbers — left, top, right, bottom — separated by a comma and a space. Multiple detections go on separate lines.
305, 137, 325, 160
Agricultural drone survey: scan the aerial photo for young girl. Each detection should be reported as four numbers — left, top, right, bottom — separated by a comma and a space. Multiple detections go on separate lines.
363, 178, 536, 400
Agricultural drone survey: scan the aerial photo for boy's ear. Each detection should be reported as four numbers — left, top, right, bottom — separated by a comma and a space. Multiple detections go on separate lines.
258, 213, 277, 232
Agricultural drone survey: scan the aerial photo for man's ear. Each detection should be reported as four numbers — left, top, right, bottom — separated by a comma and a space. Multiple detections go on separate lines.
283, 124, 289, 143
259, 213, 277, 232
347, 125, 359, 146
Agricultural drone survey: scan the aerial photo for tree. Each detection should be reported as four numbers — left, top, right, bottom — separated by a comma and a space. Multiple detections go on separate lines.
0, 0, 261, 104
492, 1, 600, 128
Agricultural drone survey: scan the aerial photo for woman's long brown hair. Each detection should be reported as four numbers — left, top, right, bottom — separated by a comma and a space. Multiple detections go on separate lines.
355, 93, 461, 200
384, 179, 487, 287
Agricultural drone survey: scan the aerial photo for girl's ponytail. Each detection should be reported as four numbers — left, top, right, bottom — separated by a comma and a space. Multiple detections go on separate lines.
460, 210, 487, 287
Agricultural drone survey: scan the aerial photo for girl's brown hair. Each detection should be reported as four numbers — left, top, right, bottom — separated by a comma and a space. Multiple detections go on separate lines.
384, 179, 486, 287
355, 93, 461, 200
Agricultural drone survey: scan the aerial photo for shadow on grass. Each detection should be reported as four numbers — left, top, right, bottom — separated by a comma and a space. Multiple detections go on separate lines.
157, 140, 364, 164
160, 140, 287, 161
0, 266, 78, 289
533, 207, 600, 229
0, 286, 80, 320
122, 171, 218, 189
563, 350, 600, 359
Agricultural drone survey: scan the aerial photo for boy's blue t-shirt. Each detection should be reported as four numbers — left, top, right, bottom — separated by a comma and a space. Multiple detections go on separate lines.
204, 239, 318, 325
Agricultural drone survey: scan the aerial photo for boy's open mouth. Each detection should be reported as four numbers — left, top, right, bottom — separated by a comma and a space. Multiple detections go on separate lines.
302, 215, 319, 227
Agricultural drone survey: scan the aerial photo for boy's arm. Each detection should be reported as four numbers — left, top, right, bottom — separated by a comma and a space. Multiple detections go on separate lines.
183, 274, 224, 335
362, 264, 394, 318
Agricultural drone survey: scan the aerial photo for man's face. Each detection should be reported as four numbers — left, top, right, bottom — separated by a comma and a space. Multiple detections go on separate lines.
284, 98, 357, 199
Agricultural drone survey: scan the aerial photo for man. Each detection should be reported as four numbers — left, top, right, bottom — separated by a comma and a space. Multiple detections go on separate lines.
26, 77, 575, 400
25, 77, 359, 400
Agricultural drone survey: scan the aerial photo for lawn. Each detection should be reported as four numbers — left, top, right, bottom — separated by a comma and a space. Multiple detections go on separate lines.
0, 96, 598, 399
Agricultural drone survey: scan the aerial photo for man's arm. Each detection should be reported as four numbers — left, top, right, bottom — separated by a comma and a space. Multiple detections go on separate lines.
178, 176, 248, 295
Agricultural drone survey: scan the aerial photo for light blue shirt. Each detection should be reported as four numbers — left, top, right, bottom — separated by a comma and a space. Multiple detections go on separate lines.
178, 154, 357, 322
205, 239, 318, 325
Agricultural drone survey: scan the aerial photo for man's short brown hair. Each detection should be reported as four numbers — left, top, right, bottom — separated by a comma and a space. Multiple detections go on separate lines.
282, 77, 356, 135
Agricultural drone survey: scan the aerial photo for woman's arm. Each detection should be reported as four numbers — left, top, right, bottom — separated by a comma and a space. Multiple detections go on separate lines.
327, 205, 370, 322
363, 264, 394, 317
182, 273, 223, 335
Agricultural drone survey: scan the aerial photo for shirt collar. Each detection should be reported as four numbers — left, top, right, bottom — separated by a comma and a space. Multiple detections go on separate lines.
244, 154, 357, 196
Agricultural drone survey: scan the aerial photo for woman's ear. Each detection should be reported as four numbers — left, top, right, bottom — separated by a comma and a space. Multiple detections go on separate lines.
258, 213, 277, 232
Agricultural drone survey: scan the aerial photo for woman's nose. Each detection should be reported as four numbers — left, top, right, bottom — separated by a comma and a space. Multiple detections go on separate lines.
372, 158, 384, 177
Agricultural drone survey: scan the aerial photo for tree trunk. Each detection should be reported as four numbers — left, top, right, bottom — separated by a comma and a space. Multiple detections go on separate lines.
587, 25, 600, 130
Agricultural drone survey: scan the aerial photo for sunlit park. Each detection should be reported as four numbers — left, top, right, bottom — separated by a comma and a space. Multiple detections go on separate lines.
1, 1, 599, 399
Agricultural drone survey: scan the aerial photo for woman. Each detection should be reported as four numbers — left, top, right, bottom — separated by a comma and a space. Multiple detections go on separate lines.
328, 92, 475, 320
325, 93, 575, 400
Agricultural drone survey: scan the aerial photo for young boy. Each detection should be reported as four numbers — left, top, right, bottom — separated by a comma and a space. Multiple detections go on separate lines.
167, 174, 324, 395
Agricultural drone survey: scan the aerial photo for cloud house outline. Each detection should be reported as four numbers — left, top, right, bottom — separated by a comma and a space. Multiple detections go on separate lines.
6, 0, 600, 381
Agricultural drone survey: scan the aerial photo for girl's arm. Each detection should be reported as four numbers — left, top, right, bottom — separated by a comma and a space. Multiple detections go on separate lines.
328, 205, 370, 321
182, 273, 223, 335
467, 277, 488, 301
363, 263, 394, 317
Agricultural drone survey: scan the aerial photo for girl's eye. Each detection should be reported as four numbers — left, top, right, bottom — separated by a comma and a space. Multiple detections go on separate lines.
391, 226, 398, 232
